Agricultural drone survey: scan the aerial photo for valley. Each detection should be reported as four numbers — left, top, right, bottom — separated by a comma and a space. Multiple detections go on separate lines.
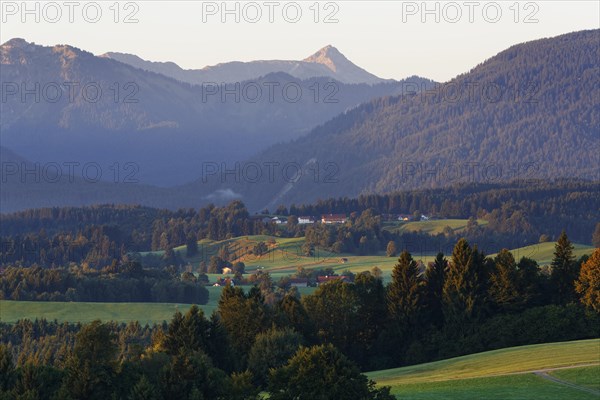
0, 15, 598, 399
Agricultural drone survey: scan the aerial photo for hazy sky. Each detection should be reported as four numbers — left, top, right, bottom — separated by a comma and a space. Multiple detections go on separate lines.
1, 1, 598, 81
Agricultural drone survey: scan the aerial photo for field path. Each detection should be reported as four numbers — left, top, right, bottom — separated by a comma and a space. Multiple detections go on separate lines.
532, 365, 600, 396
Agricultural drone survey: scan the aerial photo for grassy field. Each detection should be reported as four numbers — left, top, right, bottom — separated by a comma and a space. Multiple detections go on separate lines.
142, 231, 595, 284
142, 234, 423, 282
491, 242, 594, 266
388, 374, 598, 400
0, 300, 196, 325
2, 299, 598, 399
0, 286, 319, 324
383, 219, 488, 235
550, 366, 600, 391
368, 339, 600, 400
2, 232, 594, 326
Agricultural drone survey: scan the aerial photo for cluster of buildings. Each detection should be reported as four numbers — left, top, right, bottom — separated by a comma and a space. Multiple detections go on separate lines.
298, 214, 347, 224
259, 214, 350, 225
385, 214, 431, 222
261, 213, 432, 226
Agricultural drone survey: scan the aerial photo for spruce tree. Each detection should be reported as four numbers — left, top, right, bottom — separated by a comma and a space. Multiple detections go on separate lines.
387, 250, 423, 324
550, 231, 577, 304
443, 238, 489, 325
0, 345, 14, 392
424, 252, 446, 327
489, 249, 522, 312
186, 234, 198, 257
129, 375, 159, 400
62, 321, 118, 400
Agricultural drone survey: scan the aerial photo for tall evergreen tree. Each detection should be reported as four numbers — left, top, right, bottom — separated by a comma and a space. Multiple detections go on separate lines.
0, 345, 14, 393
387, 250, 424, 326
157, 305, 211, 355
489, 249, 523, 312
129, 375, 160, 400
302, 280, 362, 362
62, 320, 118, 400
517, 256, 542, 306
443, 239, 489, 325
353, 272, 388, 366
424, 252, 446, 327
185, 234, 198, 257
217, 286, 270, 369
550, 231, 578, 304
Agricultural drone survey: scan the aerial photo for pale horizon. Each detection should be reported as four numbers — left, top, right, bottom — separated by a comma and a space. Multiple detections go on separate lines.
2, 1, 598, 82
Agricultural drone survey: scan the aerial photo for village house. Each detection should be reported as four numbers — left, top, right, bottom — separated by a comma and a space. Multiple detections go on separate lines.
321, 214, 347, 224
298, 216, 315, 224
288, 278, 309, 287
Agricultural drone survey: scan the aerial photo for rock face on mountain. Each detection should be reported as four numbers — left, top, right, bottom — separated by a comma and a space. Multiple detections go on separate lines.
102, 45, 388, 85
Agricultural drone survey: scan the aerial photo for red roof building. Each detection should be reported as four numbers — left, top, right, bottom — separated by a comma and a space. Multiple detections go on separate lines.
321, 214, 347, 224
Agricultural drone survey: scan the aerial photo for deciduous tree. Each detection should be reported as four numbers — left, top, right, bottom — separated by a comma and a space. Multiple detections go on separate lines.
575, 248, 600, 312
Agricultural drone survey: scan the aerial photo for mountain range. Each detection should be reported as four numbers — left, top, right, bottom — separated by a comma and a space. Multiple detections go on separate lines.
101, 45, 388, 85
1, 30, 598, 213
0, 39, 427, 186
186, 29, 600, 210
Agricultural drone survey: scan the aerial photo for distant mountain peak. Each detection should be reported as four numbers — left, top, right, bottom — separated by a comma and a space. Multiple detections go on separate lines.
2, 38, 30, 48
304, 45, 348, 72
1, 39, 90, 62
102, 44, 387, 85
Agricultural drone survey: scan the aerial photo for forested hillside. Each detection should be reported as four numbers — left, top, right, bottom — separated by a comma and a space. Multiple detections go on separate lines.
207, 30, 600, 209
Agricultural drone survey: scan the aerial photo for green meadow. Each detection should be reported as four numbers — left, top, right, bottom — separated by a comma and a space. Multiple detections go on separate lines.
2, 228, 594, 326
490, 241, 595, 266
368, 339, 600, 400
142, 231, 594, 283
383, 218, 488, 235
0, 300, 193, 325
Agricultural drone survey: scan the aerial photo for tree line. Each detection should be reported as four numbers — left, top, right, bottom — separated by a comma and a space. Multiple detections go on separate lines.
1, 236, 598, 399
0, 262, 209, 304
1, 180, 598, 270
278, 180, 599, 245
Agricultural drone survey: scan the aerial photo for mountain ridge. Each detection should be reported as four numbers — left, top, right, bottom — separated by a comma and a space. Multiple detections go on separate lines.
1, 38, 430, 187
1, 31, 597, 212
101, 44, 388, 85
192, 29, 600, 209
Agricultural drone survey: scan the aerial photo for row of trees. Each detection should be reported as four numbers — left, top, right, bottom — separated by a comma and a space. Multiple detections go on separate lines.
1, 236, 598, 399
1, 179, 599, 268
0, 262, 209, 304
276, 180, 600, 244
0, 312, 394, 400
